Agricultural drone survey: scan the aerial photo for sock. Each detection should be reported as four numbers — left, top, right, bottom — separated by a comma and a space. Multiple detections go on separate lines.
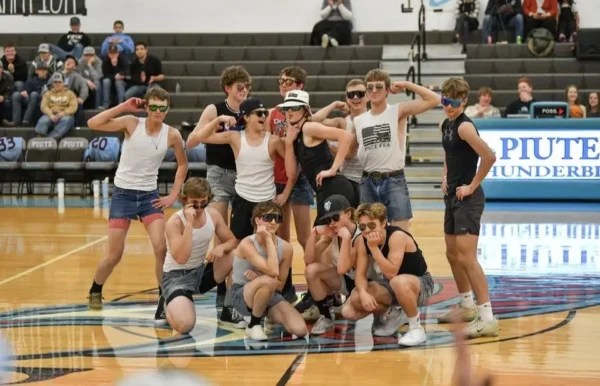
477, 302, 494, 322
224, 285, 233, 307
408, 313, 421, 329
460, 292, 475, 308
315, 298, 332, 319
158, 286, 163, 297
248, 308, 261, 328
90, 280, 103, 294
217, 281, 227, 295
283, 268, 294, 293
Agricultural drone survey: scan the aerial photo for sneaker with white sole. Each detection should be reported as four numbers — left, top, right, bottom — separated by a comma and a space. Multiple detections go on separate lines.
373, 308, 408, 337
398, 326, 426, 346
302, 304, 320, 322
464, 316, 499, 339
371, 313, 384, 332
311, 315, 335, 335
437, 305, 478, 323
220, 306, 248, 328
245, 325, 269, 341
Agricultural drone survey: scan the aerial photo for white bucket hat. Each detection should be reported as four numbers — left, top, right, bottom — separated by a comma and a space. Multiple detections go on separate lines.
276, 90, 312, 115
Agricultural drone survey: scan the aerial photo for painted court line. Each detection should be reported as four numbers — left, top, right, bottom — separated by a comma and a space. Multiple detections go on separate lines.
0, 233, 148, 239
0, 236, 108, 287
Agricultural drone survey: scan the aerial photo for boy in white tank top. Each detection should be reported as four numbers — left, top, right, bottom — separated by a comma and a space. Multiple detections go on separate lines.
86, 90, 188, 325
353, 70, 441, 231
161, 178, 247, 333
187, 98, 287, 242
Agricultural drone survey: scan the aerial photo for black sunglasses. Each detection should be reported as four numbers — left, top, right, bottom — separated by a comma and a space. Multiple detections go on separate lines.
252, 110, 269, 118
346, 91, 366, 99
192, 200, 209, 209
358, 222, 377, 231
148, 104, 168, 112
261, 213, 283, 224
328, 213, 341, 224
281, 105, 304, 112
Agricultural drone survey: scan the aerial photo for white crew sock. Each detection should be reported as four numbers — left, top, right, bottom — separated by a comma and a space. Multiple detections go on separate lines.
460, 292, 476, 308
408, 313, 421, 329
477, 302, 494, 322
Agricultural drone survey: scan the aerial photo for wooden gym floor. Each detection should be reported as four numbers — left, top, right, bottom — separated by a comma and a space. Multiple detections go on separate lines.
1, 198, 600, 385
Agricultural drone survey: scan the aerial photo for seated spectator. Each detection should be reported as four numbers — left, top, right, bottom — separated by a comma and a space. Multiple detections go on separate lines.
0, 62, 15, 125
78, 47, 103, 109
482, 0, 524, 44
566, 85, 585, 118
465, 87, 501, 118
557, 0, 579, 42
453, 0, 481, 53
100, 20, 134, 59
125, 42, 164, 99
504, 77, 536, 116
311, 0, 353, 48
101, 44, 128, 108
523, 0, 558, 38
50, 17, 91, 60
29, 44, 63, 79
5, 64, 49, 127
56, 56, 88, 126
587, 92, 599, 117
1, 44, 28, 92
35, 73, 77, 140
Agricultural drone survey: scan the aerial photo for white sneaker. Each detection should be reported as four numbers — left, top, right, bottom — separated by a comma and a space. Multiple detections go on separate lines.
373, 308, 408, 337
302, 304, 320, 322
245, 325, 268, 341
311, 315, 335, 335
398, 326, 426, 347
330, 38, 339, 47
464, 316, 499, 339
321, 34, 330, 48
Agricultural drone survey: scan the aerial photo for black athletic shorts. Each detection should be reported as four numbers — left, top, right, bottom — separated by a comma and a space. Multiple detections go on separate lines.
444, 186, 485, 235
230, 192, 263, 240
315, 175, 359, 226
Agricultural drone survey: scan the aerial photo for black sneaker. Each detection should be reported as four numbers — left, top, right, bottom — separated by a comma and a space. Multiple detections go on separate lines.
216, 282, 227, 308
294, 292, 315, 314
154, 295, 168, 326
219, 306, 247, 328
283, 285, 298, 304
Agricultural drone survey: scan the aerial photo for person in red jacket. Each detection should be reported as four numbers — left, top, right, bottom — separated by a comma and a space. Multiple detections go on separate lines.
522, 0, 558, 38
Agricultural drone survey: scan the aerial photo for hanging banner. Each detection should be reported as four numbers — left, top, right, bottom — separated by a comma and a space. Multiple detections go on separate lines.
0, 0, 87, 16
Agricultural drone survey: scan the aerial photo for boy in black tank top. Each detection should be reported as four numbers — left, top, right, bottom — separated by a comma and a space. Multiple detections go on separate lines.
341, 203, 433, 347
438, 78, 499, 339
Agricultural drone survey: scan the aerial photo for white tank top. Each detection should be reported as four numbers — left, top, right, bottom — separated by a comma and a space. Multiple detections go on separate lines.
114, 118, 169, 191
163, 209, 215, 272
234, 131, 276, 202
354, 104, 406, 173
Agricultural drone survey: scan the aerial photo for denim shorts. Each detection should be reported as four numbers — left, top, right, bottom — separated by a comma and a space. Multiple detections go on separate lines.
275, 172, 314, 206
161, 263, 218, 305
231, 282, 285, 317
360, 172, 413, 222
206, 164, 237, 203
109, 186, 163, 227
376, 272, 434, 307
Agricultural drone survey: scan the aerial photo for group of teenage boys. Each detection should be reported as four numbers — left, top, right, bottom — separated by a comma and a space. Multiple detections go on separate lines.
83, 62, 499, 346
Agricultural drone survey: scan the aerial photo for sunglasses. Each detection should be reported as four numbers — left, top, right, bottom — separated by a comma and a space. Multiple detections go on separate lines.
251, 110, 269, 118
327, 213, 341, 224
358, 222, 378, 231
236, 83, 252, 92
261, 213, 283, 224
441, 96, 464, 108
148, 104, 168, 112
346, 90, 366, 99
191, 200, 209, 209
281, 105, 304, 112
366, 83, 385, 92
278, 78, 297, 86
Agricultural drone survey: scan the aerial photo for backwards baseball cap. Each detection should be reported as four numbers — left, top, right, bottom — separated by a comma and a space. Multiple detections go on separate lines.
317, 194, 352, 225
276, 90, 312, 115
51, 72, 64, 83
240, 97, 265, 115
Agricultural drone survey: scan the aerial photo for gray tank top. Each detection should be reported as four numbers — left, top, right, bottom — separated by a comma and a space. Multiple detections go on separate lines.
233, 234, 285, 285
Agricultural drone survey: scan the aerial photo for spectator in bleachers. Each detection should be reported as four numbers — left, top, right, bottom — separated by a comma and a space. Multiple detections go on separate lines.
101, 44, 128, 108
50, 17, 92, 61
5, 64, 49, 127
78, 47, 103, 109
35, 73, 77, 140
465, 87, 501, 118
482, 0, 524, 44
452, 0, 481, 53
504, 77, 536, 116
523, 0, 558, 38
54, 55, 88, 126
557, 0, 579, 42
29, 44, 63, 79
124, 42, 164, 100
565, 84, 585, 118
1, 44, 28, 92
0, 62, 15, 126
100, 20, 135, 59
587, 92, 599, 117
311, 0, 353, 48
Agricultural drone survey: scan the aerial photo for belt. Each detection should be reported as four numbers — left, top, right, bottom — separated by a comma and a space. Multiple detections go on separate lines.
362, 170, 404, 180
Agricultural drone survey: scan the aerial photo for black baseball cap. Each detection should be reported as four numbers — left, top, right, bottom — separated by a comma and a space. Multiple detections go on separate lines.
240, 97, 265, 115
317, 195, 351, 224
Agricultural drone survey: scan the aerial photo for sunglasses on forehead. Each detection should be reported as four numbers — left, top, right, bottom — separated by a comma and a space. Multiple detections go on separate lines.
346, 90, 366, 99
358, 222, 377, 231
148, 104, 168, 112
441, 96, 464, 108
261, 213, 283, 224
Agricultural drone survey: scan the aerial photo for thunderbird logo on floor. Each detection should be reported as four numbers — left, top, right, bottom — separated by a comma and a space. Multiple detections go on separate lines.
2, 274, 600, 382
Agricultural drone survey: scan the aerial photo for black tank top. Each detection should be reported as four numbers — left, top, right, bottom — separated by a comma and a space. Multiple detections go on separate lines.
205, 101, 244, 170
441, 113, 480, 196
368, 225, 428, 276
293, 121, 334, 192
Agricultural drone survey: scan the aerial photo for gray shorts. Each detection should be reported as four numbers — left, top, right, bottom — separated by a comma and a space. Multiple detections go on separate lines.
376, 272, 434, 307
231, 282, 285, 317
444, 186, 485, 236
161, 263, 218, 306
206, 164, 237, 203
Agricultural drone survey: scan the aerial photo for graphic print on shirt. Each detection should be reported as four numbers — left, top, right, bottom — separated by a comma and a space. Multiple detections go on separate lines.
361, 123, 392, 151
443, 125, 453, 142
272, 117, 286, 138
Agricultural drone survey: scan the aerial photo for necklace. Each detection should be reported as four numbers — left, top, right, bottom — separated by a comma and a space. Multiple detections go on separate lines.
147, 126, 164, 150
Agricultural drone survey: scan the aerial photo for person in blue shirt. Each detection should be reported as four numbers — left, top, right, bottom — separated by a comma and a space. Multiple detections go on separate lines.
100, 20, 135, 59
